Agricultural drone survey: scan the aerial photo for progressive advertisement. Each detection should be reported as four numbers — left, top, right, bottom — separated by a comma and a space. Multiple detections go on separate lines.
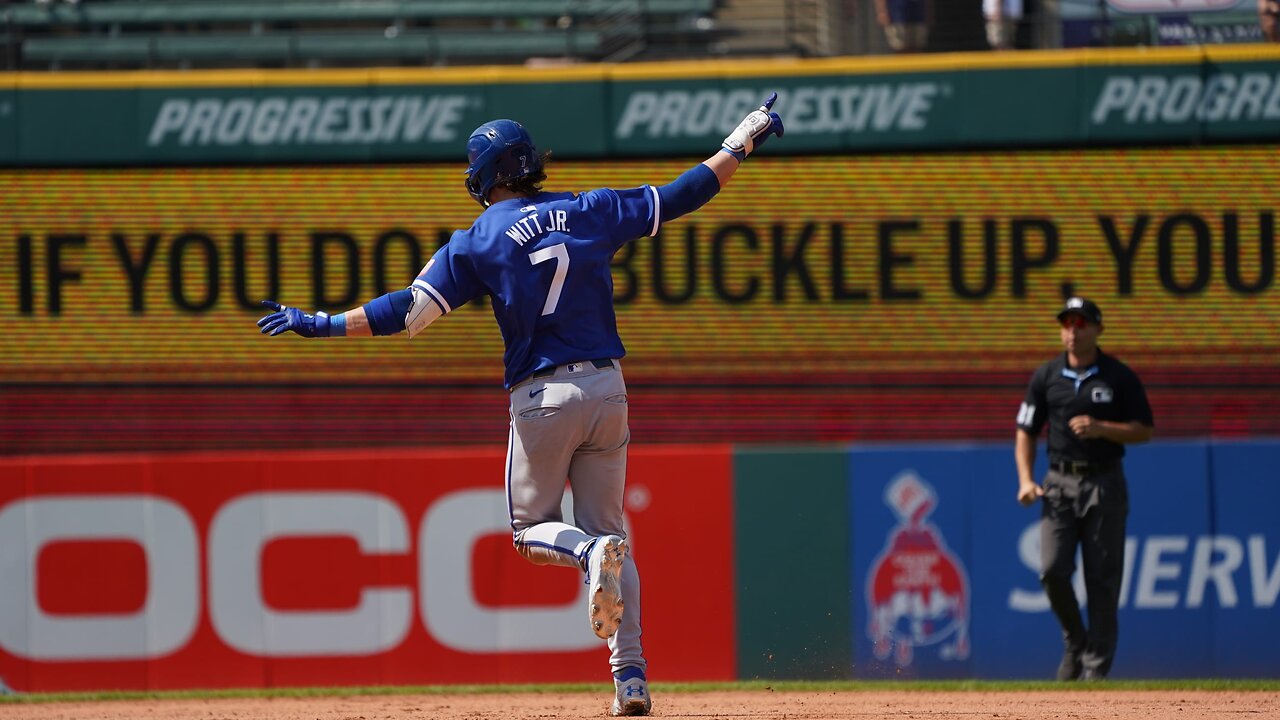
2, 46, 1279, 165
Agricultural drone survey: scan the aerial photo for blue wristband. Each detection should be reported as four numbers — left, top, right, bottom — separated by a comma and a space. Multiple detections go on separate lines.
719, 147, 746, 162
329, 312, 346, 337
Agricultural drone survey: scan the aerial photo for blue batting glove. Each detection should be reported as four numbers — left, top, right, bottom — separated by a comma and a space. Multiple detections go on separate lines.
721, 92, 784, 161
256, 300, 333, 338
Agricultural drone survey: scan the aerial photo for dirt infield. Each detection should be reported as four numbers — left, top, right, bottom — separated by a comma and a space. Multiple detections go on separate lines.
3, 689, 1276, 720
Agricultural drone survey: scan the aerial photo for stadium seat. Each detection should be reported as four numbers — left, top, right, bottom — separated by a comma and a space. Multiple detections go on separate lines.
3, 0, 714, 69
3, 1, 714, 27
21, 30, 604, 65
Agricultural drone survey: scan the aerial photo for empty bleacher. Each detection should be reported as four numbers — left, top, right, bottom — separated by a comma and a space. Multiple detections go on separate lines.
0, 0, 728, 70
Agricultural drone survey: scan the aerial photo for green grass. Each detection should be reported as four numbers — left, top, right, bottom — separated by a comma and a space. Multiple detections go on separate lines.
3, 679, 1279, 704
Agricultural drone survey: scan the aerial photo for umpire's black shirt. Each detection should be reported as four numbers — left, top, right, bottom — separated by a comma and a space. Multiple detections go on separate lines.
1016, 349, 1154, 463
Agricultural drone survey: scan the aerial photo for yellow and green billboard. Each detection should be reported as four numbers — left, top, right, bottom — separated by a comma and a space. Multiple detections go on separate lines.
2, 146, 1276, 452
2, 46, 1279, 165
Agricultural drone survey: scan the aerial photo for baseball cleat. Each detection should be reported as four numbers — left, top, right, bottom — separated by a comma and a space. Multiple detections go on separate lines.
612, 666, 651, 716
587, 535, 626, 639
1057, 650, 1083, 681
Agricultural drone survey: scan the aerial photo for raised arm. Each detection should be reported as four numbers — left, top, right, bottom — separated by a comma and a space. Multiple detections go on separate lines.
651, 93, 784, 224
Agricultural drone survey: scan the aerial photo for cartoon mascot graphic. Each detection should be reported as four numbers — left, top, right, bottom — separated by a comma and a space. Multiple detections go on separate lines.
867, 470, 971, 666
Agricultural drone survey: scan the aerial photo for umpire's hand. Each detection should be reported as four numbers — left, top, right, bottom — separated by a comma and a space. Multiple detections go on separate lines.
1017, 479, 1043, 506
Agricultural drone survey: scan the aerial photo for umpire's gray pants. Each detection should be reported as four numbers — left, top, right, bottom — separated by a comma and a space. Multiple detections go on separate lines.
506, 360, 645, 672
1039, 464, 1128, 677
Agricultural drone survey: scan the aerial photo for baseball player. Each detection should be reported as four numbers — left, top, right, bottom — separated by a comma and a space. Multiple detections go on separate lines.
1015, 297, 1154, 681
256, 95, 783, 715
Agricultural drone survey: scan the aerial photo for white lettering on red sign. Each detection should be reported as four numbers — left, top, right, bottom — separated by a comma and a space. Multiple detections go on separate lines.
0, 496, 199, 660
420, 489, 595, 653
0, 489, 600, 661
208, 491, 413, 656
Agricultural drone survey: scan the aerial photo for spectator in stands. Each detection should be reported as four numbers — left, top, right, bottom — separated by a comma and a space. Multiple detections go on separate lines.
984, 0, 1023, 50
1262, 0, 1280, 42
874, 0, 929, 53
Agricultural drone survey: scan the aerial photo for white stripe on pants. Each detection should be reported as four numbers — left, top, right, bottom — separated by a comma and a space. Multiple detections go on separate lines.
506, 361, 645, 672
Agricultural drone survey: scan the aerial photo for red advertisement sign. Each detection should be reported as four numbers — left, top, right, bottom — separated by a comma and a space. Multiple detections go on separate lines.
0, 446, 735, 691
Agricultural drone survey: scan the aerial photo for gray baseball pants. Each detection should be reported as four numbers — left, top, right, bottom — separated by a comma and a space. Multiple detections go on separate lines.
1039, 464, 1128, 678
506, 359, 645, 673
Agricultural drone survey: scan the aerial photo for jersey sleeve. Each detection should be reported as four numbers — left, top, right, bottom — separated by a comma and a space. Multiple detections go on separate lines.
413, 233, 485, 314
1016, 366, 1048, 435
582, 186, 660, 248
1121, 367, 1155, 427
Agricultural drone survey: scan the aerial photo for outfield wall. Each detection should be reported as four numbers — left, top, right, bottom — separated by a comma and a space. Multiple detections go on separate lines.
2, 46, 1280, 165
3, 50, 1277, 453
739, 440, 1280, 681
1, 439, 1276, 692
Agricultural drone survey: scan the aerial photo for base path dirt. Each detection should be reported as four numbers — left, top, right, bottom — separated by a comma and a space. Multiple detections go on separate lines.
3, 689, 1277, 720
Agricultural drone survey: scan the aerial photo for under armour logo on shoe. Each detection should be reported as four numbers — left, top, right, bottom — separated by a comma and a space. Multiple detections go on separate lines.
624, 686, 645, 697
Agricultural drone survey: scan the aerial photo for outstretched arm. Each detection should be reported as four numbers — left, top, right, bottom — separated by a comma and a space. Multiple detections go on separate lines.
653, 93, 784, 224
256, 286, 423, 339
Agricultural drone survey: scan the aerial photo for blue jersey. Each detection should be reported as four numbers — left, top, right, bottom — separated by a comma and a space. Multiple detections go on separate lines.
415, 186, 661, 388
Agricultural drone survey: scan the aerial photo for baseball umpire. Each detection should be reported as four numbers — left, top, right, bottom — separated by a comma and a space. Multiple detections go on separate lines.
1015, 297, 1153, 681
255, 95, 784, 715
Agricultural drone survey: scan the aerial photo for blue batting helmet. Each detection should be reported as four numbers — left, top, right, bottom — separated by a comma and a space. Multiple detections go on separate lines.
464, 119, 541, 207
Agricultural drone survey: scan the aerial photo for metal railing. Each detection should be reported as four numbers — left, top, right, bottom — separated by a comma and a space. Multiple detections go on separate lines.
582, 0, 646, 63
785, 0, 833, 57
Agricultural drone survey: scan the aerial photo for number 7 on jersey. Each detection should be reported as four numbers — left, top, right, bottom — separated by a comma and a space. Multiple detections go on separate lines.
529, 243, 569, 316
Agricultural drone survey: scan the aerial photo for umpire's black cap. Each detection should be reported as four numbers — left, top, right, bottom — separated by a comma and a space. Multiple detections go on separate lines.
1057, 297, 1103, 324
